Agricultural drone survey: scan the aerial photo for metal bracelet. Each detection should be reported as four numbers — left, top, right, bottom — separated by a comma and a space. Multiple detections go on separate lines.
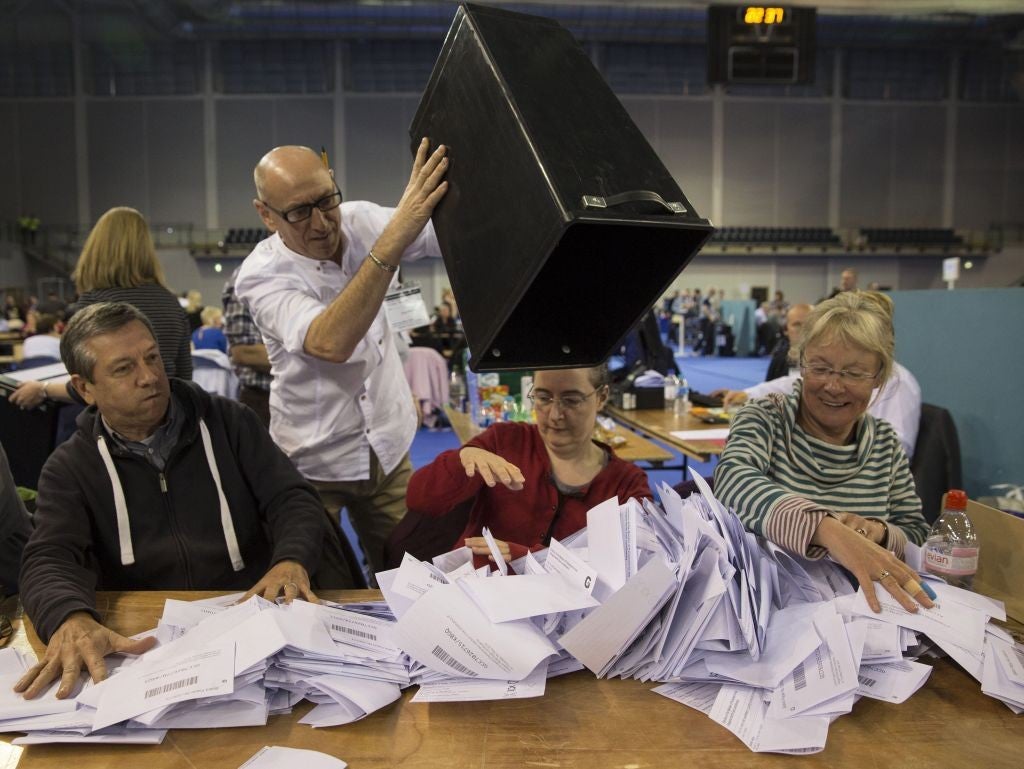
367, 249, 398, 274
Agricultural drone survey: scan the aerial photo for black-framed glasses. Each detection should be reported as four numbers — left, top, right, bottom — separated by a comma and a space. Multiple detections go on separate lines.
261, 187, 343, 224
528, 387, 602, 412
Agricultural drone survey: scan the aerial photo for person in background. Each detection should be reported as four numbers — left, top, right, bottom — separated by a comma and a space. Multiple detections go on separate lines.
20, 313, 61, 361
36, 291, 66, 318
828, 267, 858, 299
192, 306, 228, 354
714, 291, 932, 614
762, 302, 812, 381
15, 302, 355, 700
9, 206, 192, 410
406, 365, 652, 566
222, 265, 272, 427
714, 293, 920, 459
4, 295, 24, 326
184, 290, 204, 333
440, 286, 460, 325
235, 139, 447, 577
0, 442, 32, 596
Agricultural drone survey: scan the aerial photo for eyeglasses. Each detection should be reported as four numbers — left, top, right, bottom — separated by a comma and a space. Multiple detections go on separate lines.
528, 387, 602, 412
800, 361, 879, 384
261, 188, 343, 224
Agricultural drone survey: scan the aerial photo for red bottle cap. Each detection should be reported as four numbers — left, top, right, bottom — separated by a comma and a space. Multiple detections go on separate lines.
946, 489, 968, 509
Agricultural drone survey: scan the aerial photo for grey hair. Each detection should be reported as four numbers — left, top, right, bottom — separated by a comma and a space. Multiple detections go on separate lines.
61, 302, 158, 380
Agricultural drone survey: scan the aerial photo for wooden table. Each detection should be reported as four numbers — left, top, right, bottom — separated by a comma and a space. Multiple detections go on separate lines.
606, 404, 729, 466
442, 406, 674, 465
3, 590, 1022, 769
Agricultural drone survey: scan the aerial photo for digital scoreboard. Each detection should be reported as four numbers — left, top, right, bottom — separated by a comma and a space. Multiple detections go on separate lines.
708, 5, 817, 85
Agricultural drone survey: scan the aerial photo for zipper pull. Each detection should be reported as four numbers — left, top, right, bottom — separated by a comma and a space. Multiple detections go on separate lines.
159, 473, 168, 493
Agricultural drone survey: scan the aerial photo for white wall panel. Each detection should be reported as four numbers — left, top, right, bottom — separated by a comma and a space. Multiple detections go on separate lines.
19, 101, 78, 226
343, 95, 420, 206
890, 106, 944, 226
953, 105, 1005, 229
147, 100, 206, 228
87, 101, 148, 219
722, 101, 776, 225
839, 104, 892, 227
776, 103, 830, 226
216, 99, 275, 229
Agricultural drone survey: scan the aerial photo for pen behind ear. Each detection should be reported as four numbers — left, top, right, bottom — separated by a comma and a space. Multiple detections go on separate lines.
320, 146, 329, 169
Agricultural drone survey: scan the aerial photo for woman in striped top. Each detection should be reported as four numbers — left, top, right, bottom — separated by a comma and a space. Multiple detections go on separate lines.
10, 207, 191, 410
714, 291, 932, 614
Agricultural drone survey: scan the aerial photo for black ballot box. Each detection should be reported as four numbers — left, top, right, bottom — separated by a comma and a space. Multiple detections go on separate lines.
411, 3, 714, 372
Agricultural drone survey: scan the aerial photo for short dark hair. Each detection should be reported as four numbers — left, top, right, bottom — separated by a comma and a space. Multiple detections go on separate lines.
35, 313, 58, 335
60, 302, 158, 381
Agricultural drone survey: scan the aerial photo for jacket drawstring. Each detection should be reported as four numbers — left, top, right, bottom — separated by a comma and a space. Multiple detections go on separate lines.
198, 419, 245, 571
97, 435, 135, 566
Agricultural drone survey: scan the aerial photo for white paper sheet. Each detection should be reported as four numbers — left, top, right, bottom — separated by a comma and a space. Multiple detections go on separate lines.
91, 641, 236, 731
239, 746, 348, 769
393, 583, 557, 681
456, 573, 599, 623
411, 662, 548, 702
856, 660, 932, 703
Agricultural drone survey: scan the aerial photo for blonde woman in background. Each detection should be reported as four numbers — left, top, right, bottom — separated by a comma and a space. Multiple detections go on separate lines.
192, 306, 228, 354
10, 206, 191, 409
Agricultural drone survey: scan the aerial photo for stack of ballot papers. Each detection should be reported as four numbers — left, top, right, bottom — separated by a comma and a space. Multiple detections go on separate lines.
2, 476, 1019, 752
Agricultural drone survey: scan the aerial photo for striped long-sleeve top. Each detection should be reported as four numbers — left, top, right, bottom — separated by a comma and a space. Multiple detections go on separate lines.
713, 380, 928, 561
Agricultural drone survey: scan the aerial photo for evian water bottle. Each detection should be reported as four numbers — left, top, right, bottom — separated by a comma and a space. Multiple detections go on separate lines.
923, 489, 979, 590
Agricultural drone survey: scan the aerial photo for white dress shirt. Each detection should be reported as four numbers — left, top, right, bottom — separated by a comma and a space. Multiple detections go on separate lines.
235, 201, 440, 482
21, 334, 62, 361
743, 361, 922, 459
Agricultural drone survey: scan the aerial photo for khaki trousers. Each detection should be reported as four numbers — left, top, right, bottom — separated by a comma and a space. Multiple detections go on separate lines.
311, 452, 412, 580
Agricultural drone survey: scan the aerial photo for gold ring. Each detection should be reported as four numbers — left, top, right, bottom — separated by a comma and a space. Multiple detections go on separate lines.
285, 582, 298, 591
876, 570, 892, 581
855, 527, 868, 537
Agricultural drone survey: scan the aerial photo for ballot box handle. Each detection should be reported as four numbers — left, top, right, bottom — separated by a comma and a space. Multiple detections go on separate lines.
580, 191, 687, 215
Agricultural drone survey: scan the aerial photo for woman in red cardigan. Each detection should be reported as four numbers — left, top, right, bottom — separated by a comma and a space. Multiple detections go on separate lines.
406, 365, 652, 565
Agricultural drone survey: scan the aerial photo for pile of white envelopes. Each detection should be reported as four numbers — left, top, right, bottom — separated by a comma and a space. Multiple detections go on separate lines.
1, 476, 1018, 753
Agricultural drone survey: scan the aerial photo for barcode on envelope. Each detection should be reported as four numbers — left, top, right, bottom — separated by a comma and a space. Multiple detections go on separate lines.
431, 645, 477, 677
331, 623, 377, 641
144, 675, 198, 699
858, 675, 877, 688
792, 663, 807, 691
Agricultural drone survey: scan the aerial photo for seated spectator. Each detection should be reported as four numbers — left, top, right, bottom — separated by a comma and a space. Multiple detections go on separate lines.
20, 313, 61, 361
754, 302, 779, 356
713, 291, 932, 614
406, 365, 652, 566
36, 291, 66, 317
713, 294, 920, 458
0, 442, 32, 596
192, 306, 228, 354
16, 302, 354, 699
760, 302, 812, 381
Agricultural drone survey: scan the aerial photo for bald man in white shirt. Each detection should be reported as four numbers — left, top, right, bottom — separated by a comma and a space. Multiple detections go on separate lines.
236, 140, 448, 579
